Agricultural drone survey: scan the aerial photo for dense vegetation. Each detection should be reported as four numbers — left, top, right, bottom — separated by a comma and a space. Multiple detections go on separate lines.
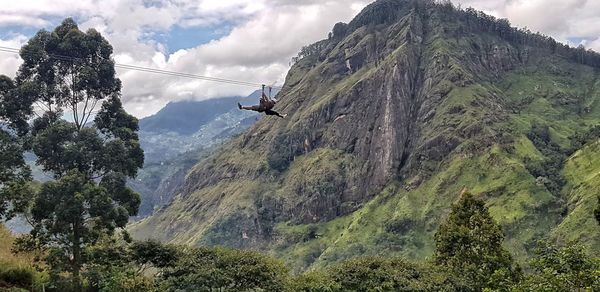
2, 192, 598, 291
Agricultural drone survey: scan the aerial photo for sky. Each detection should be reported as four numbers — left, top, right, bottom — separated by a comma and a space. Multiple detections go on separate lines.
0, 0, 599, 118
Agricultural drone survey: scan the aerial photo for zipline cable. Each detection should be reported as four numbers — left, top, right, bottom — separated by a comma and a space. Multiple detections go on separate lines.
0, 46, 282, 89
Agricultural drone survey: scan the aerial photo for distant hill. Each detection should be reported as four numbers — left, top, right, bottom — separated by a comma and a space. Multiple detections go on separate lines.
131, 91, 271, 217
139, 94, 259, 135
138, 92, 261, 164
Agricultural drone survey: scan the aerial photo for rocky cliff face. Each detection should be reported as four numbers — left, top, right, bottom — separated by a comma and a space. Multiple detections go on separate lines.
130, 0, 600, 270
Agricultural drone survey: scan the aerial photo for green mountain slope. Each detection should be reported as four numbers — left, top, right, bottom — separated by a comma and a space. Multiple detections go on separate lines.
130, 0, 600, 271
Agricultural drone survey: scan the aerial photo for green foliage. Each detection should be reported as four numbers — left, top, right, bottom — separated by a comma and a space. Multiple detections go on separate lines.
85, 265, 156, 292
513, 242, 600, 291
328, 257, 433, 291
555, 139, 600, 251
0, 74, 32, 220
17, 17, 120, 129
524, 123, 567, 196
0, 75, 34, 134
0, 266, 34, 290
129, 240, 179, 269
0, 18, 144, 289
286, 270, 341, 292
4, 228, 598, 292
434, 192, 521, 291
78, 236, 156, 292
159, 246, 288, 292
288, 256, 459, 292
26, 169, 139, 284
570, 124, 600, 151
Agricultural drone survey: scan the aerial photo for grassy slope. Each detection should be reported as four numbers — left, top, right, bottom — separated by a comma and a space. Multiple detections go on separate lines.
0, 224, 29, 269
272, 144, 558, 272
0, 224, 45, 290
271, 58, 600, 271
554, 141, 600, 252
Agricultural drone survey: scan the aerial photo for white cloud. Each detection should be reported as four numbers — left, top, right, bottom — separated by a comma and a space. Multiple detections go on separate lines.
455, 0, 600, 44
88, 0, 370, 117
0, 0, 371, 117
504, 0, 586, 36
0, 15, 50, 27
1, 0, 599, 117
587, 38, 600, 52
0, 35, 27, 78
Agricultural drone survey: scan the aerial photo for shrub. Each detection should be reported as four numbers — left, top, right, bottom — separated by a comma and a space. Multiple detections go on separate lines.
0, 266, 34, 289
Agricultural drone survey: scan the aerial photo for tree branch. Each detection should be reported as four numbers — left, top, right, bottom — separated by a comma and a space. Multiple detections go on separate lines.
70, 65, 80, 129
81, 95, 90, 127
35, 101, 50, 112
82, 98, 98, 128
72, 100, 79, 129
23, 212, 35, 228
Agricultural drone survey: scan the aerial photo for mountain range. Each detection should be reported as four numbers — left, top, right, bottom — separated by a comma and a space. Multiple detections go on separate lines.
129, 0, 600, 271
130, 92, 262, 217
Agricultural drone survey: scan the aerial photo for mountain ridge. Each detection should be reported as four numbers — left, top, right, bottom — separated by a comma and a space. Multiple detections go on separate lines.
130, 0, 600, 271
139, 94, 259, 136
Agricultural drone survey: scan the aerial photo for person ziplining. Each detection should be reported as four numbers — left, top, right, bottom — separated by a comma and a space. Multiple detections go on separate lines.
238, 85, 287, 118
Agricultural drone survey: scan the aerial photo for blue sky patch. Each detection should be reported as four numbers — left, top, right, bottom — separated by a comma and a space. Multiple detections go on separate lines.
0, 26, 39, 39
567, 37, 588, 47
0, 15, 232, 55
152, 24, 233, 54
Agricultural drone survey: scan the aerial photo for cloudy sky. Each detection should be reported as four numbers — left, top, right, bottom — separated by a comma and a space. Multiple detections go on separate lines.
0, 0, 599, 118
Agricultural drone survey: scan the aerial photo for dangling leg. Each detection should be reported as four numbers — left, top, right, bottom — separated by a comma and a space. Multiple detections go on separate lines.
239, 103, 262, 112
265, 109, 287, 118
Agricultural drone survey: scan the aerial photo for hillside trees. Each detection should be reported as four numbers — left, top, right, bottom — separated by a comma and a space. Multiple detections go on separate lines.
434, 192, 521, 291
159, 247, 288, 292
514, 242, 600, 291
525, 123, 567, 196
0, 18, 143, 289
0, 75, 34, 220
568, 124, 600, 226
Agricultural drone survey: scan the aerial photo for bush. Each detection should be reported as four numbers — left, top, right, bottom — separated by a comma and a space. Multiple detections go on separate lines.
0, 266, 34, 289
160, 247, 288, 292
513, 242, 600, 291
524, 123, 568, 196
329, 257, 429, 291
85, 265, 156, 292
287, 271, 340, 292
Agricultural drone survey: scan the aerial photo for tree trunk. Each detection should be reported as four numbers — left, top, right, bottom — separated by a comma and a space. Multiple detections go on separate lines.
72, 221, 82, 290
